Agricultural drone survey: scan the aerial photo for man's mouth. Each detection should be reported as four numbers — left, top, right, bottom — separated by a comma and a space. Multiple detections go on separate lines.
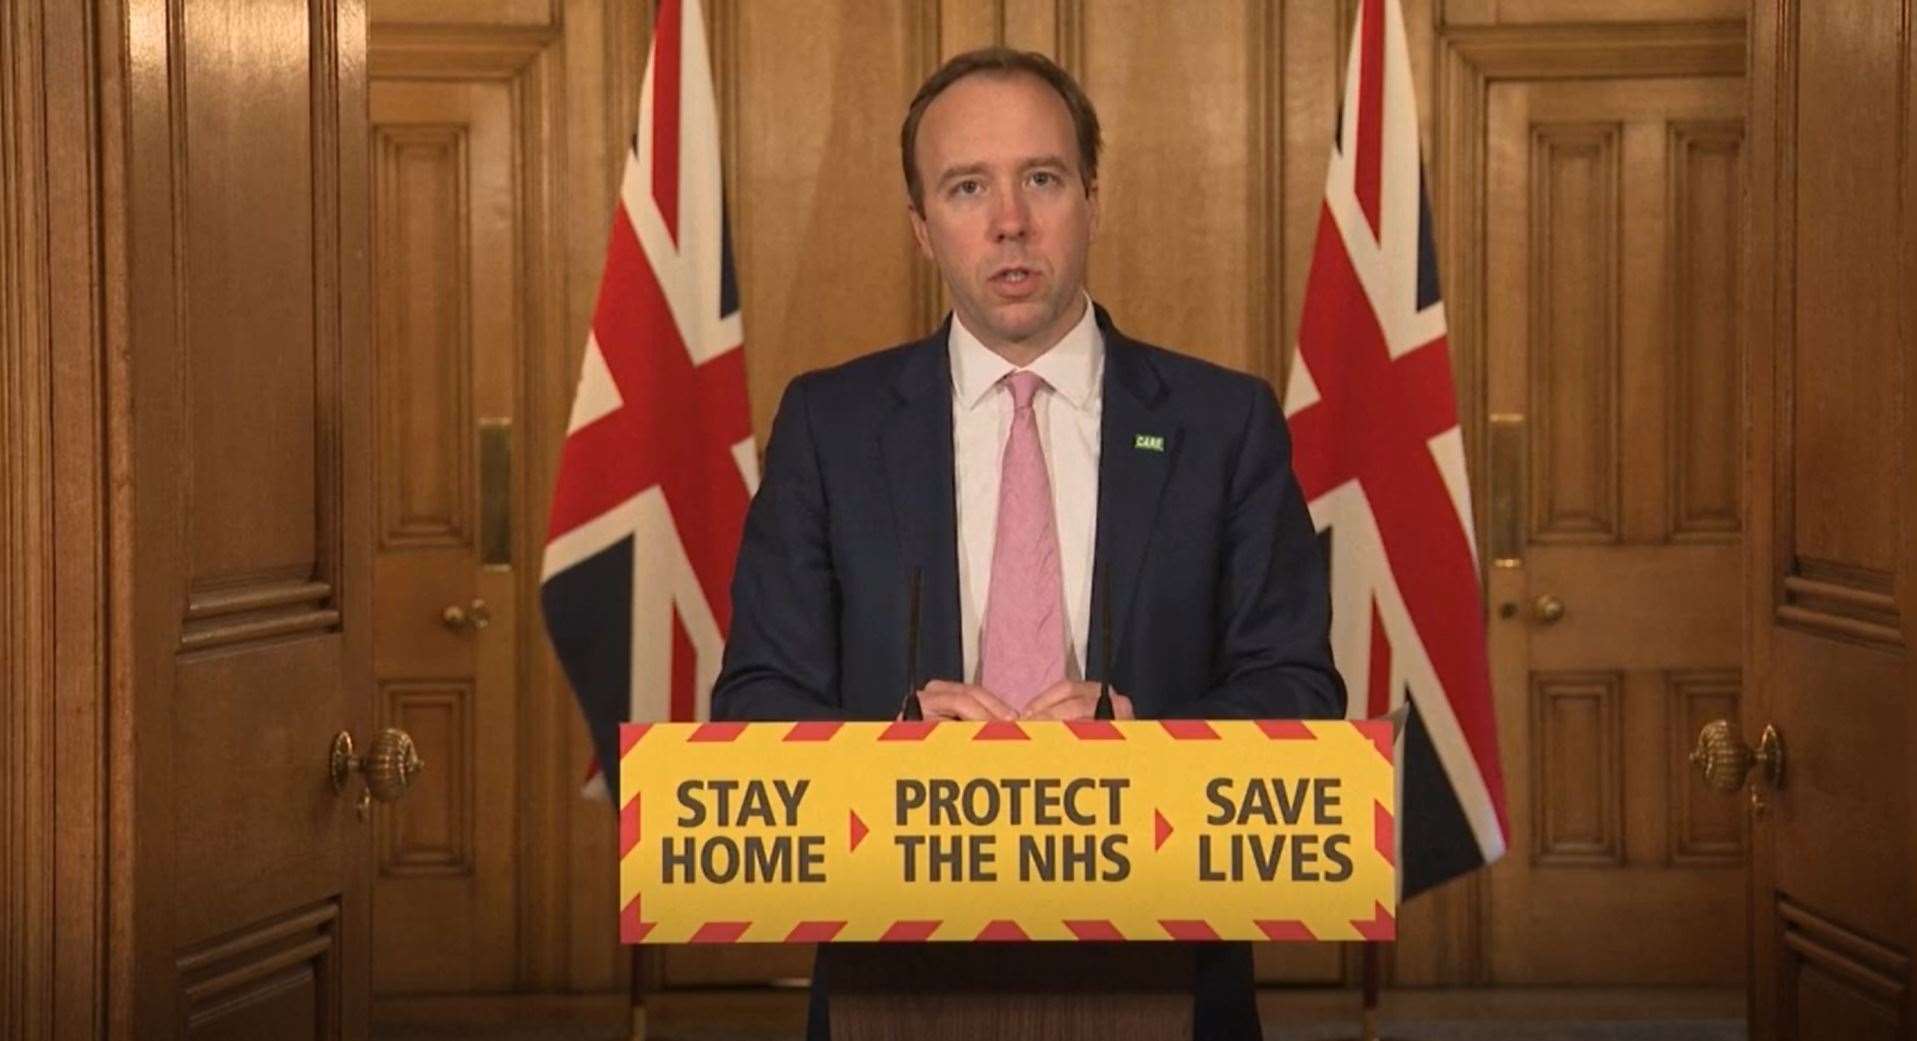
990, 266, 1038, 288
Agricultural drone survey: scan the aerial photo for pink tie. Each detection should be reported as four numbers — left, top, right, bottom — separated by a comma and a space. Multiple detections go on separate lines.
978, 370, 1068, 710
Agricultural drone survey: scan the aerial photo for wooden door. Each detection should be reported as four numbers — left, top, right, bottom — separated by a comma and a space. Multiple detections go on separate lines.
1481, 74, 1746, 983
366, 58, 527, 996
1745, 2, 1917, 1037
120, 0, 377, 1035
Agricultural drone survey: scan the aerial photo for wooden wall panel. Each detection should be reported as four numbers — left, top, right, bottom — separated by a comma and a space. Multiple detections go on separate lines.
1667, 123, 1742, 542
375, 126, 472, 550
732, 1, 933, 440
183, 0, 324, 591
1529, 124, 1619, 543
375, 0, 553, 26
1785, 1, 1903, 594
381, 683, 474, 876
1529, 671, 1622, 866
1441, 0, 1743, 23
1665, 670, 1740, 866
1078, 0, 1257, 373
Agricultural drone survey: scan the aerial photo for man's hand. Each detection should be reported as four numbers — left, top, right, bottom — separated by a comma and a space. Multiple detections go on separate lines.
1020, 680, 1135, 721
909, 680, 1018, 721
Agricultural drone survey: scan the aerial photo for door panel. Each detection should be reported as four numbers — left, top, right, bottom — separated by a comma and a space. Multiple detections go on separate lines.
1483, 75, 1745, 984
124, 0, 373, 1035
1746, 1, 1916, 1038
367, 72, 523, 995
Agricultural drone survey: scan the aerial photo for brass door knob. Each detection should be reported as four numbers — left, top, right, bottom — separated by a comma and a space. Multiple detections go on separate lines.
442, 598, 491, 631
1690, 719, 1784, 793
1531, 594, 1566, 624
330, 728, 425, 819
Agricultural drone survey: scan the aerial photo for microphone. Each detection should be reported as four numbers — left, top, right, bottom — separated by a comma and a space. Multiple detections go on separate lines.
899, 568, 924, 720
1094, 561, 1115, 720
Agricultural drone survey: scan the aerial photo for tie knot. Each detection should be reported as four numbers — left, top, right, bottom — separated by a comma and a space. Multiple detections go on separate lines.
1004, 370, 1047, 410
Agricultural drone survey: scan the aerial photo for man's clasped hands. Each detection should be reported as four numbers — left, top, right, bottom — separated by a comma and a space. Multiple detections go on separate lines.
908, 679, 1135, 722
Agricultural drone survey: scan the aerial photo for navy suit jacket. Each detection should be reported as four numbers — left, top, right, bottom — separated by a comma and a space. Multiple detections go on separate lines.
711, 305, 1345, 1039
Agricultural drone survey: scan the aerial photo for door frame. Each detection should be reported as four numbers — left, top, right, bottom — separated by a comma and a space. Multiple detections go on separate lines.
3, 2, 128, 1038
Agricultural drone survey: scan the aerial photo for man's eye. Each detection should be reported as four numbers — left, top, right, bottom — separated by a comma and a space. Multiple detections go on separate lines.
1030, 171, 1059, 187
952, 180, 982, 196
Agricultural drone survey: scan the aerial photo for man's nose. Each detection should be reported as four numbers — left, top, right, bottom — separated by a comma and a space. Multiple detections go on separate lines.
989, 190, 1030, 240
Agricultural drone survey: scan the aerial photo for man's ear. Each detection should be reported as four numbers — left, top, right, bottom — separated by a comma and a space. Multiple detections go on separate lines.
1086, 179, 1101, 243
907, 200, 936, 262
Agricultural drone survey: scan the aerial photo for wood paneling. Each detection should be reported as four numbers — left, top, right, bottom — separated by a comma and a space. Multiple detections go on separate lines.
1529, 123, 1620, 543
1784, 1, 1903, 586
368, 27, 554, 996
1745, 0, 1916, 1034
181, 0, 327, 594
1665, 671, 1741, 866
375, 125, 472, 549
107, 0, 378, 1033
1079, 0, 1258, 374
177, 902, 340, 1041
1529, 672, 1622, 865
1442, 0, 1743, 23
1776, 900, 1909, 1041
1667, 123, 1742, 541
1480, 55, 1744, 985
382, 683, 474, 876
2, 1, 116, 1037
732, 0, 932, 440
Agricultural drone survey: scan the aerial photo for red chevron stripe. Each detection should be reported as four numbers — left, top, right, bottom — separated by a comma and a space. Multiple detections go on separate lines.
1063, 920, 1124, 941
1357, 719, 1394, 764
620, 723, 652, 755
880, 920, 941, 942
1063, 719, 1123, 740
1160, 920, 1221, 941
974, 720, 1028, 741
1256, 720, 1314, 739
1256, 919, 1318, 941
784, 721, 843, 741
1375, 800, 1396, 868
1160, 720, 1220, 740
621, 893, 654, 943
975, 920, 1030, 941
619, 792, 642, 858
689, 921, 752, 943
1353, 902, 1396, 941
689, 721, 748, 742
879, 721, 937, 741
785, 921, 846, 943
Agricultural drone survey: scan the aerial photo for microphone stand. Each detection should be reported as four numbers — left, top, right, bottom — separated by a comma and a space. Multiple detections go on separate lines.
1094, 563, 1115, 720
899, 569, 924, 720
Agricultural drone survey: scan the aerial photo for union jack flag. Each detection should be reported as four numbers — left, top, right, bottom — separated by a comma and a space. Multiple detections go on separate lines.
1284, 0, 1509, 897
541, 0, 754, 800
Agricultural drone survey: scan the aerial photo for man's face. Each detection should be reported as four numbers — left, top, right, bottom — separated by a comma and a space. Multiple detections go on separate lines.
908, 72, 1099, 356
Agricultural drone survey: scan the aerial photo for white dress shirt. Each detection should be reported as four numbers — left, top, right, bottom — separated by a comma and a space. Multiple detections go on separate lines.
949, 297, 1103, 687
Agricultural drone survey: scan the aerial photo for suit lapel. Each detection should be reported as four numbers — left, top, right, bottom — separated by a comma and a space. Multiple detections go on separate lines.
879, 326, 965, 686
1088, 313, 1177, 686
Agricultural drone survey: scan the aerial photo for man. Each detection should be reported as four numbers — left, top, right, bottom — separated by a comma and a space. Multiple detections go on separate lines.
712, 47, 1344, 1041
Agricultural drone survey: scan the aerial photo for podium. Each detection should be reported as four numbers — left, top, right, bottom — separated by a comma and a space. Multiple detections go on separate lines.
821, 942, 1194, 1041
615, 718, 1396, 1040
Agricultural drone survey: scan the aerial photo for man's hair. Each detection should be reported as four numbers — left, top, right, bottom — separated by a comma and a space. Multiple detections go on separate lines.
900, 47, 1102, 213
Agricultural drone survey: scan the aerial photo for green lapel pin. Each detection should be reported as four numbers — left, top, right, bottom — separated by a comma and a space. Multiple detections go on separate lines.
1134, 433, 1166, 453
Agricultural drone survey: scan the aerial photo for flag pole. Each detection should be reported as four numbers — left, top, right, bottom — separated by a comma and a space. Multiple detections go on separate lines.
628, 946, 648, 1041
1331, 942, 1404, 1041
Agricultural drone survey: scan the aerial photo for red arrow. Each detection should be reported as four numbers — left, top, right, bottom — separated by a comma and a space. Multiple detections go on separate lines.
1154, 809, 1173, 851
849, 809, 868, 852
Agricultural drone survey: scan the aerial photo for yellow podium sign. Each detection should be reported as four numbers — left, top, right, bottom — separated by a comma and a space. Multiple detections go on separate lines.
618, 719, 1395, 944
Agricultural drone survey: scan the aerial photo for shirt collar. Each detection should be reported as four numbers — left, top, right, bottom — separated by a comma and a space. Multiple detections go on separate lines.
949, 293, 1104, 412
